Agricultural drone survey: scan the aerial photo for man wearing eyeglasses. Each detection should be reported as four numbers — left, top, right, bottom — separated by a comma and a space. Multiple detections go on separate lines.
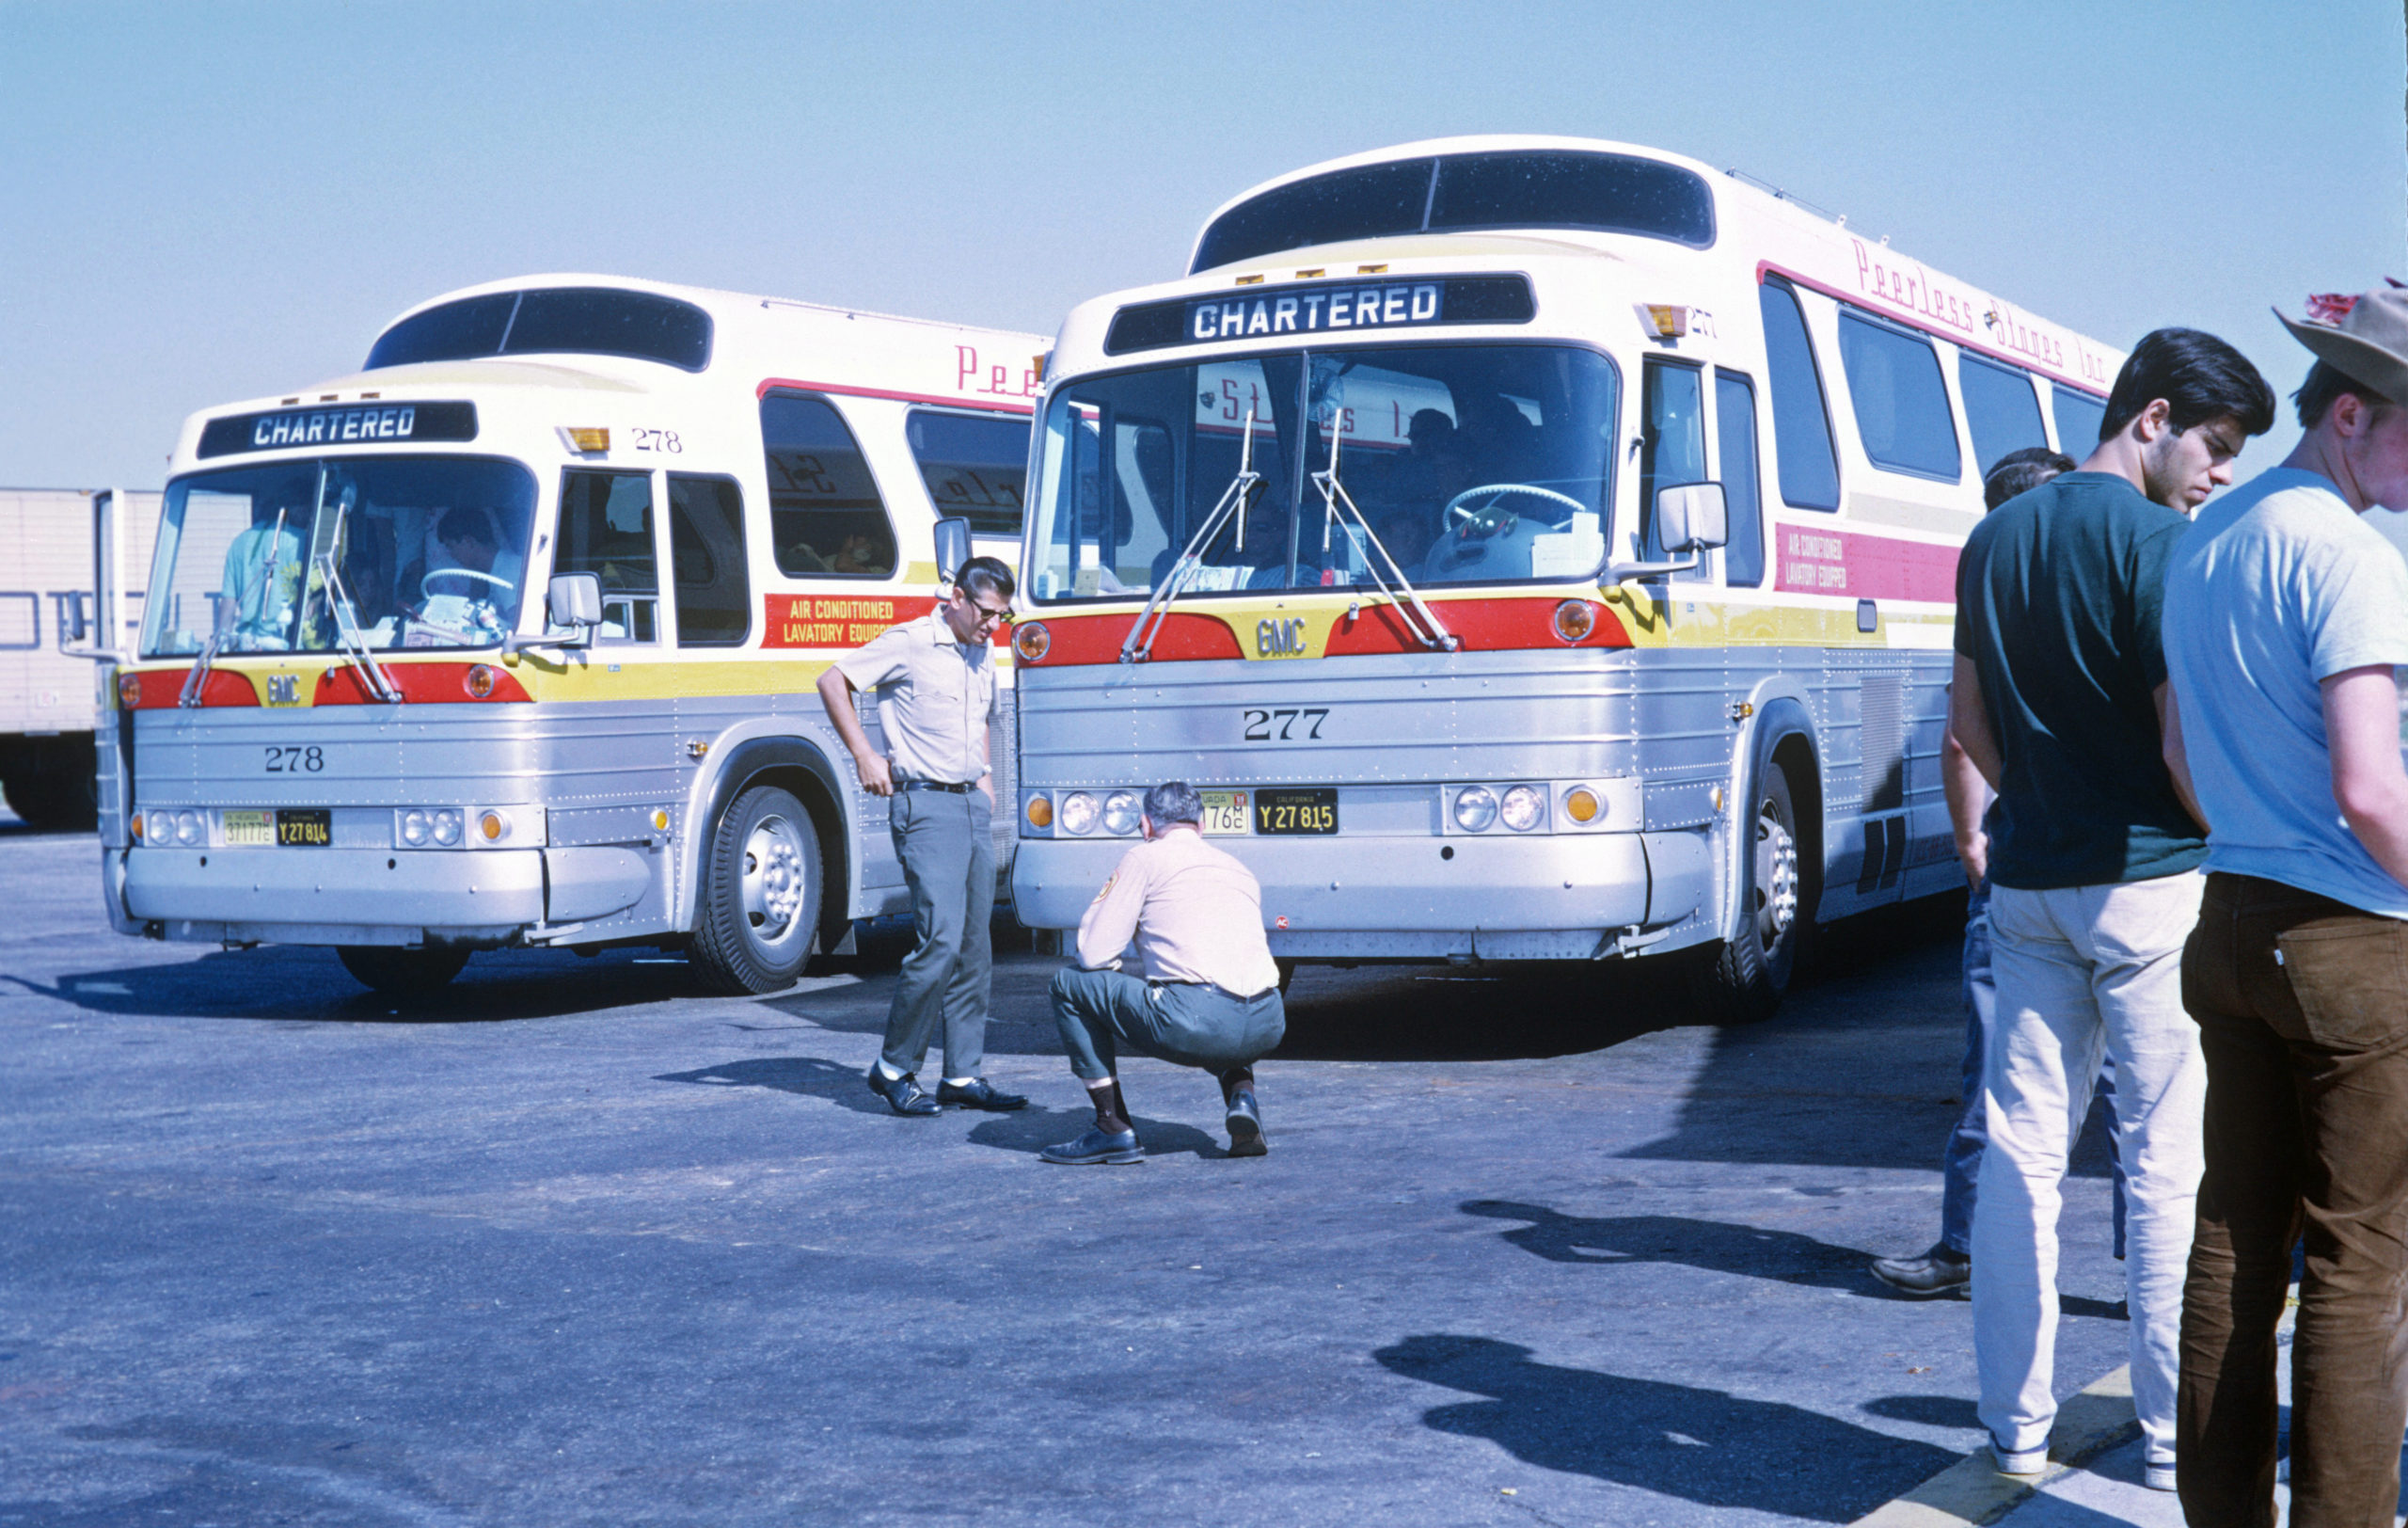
819, 556, 1027, 1118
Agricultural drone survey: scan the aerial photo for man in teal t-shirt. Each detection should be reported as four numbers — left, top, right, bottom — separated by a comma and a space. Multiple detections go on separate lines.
1950, 327, 2274, 1490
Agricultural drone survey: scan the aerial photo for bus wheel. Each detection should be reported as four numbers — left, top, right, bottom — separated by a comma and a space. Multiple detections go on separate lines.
690, 784, 819, 995
2, 769, 97, 833
338, 945, 470, 995
1694, 763, 1802, 1025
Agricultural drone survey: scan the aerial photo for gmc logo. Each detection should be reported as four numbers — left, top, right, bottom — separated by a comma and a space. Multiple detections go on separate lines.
264, 674, 301, 706
1256, 618, 1307, 658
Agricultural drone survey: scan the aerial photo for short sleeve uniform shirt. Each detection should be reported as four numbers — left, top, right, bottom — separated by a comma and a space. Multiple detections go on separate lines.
2162, 468, 2408, 917
830, 613, 997, 786
1954, 471, 2206, 889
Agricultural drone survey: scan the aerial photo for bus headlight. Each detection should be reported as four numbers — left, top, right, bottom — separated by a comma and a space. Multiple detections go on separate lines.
1562, 786, 1603, 824
173, 809, 204, 846
401, 809, 430, 846
1451, 786, 1498, 833
1101, 790, 1142, 836
1499, 785, 1545, 832
1058, 791, 1100, 836
1013, 622, 1051, 662
432, 809, 463, 846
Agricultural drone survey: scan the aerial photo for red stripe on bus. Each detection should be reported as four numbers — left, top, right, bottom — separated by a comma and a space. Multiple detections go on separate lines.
1016, 612, 1245, 666
1323, 597, 1630, 655
121, 669, 257, 709
754, 377, 1037, 414
1771, 524, 1958, 602
313, 663, 531, 705
1756, 260, 2111, 399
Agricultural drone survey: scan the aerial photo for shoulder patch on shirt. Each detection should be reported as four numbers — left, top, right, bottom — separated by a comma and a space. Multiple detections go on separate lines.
1089, 873, 1117, 906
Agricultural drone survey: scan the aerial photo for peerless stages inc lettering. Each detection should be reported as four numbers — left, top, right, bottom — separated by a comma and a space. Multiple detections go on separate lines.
198, 402, 478, 459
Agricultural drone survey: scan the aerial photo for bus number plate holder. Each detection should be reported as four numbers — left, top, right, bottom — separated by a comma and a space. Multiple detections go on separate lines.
1255, 788, 1337, 836
1198, 790, 1251, 836
276, 808, 332, 847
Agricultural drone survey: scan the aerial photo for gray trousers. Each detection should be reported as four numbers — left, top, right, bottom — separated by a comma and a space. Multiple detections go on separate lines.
881, 788, 994, 1078
1050, 965, 1286, 1083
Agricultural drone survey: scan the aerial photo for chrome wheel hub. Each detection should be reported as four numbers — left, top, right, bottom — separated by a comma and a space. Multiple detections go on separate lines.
741, 815, 807, 944
1755, 805, 1798, 944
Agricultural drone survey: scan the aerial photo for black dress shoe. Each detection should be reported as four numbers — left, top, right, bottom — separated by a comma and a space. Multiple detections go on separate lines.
865, 1067, 941, 1117
937, 1077, 1028, 1111
1039, 1127, 1142, 1165
1225, 1090, 1267, 1157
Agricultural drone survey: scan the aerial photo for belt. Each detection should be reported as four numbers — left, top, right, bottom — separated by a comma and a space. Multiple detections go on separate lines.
895, 779, 974, 794
1153, 979, 1278, 1004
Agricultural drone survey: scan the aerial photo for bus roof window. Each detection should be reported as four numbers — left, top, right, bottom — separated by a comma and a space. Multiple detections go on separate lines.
366, 288, 713, 373
1191, 151, 1714, 273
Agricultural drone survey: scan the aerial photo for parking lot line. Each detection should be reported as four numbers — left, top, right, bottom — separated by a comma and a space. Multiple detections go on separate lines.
1848, 1364, 2137, 1527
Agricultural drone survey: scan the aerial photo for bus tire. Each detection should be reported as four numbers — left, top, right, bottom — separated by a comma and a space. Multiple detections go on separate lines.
338, 945, 470, 995
690, 784, 819, 995
1693, 759, 1803, 1025
2, 768, 97, 833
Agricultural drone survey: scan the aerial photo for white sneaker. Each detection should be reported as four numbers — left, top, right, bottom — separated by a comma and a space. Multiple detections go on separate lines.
2144, 1459, 2177, 1491
1991, 1439, 2049, 1475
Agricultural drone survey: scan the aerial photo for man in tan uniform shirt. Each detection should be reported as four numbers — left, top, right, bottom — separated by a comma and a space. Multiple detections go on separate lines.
1041, 781, 1286, 1165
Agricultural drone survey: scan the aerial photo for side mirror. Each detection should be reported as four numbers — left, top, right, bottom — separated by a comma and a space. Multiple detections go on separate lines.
1654, 482, 1729, 553
547, 572, 604, 643
931, 517, 973, 586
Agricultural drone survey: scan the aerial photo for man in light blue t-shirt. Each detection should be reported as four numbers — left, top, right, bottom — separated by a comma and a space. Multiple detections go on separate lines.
2162, 283, 2408, 1524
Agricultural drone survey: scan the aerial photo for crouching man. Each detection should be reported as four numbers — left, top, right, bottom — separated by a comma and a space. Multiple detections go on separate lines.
1042, 781, 1287, 1165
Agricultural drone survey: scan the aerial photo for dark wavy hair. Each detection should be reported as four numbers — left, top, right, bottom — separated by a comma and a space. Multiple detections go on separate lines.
2099, 327, 2276, 442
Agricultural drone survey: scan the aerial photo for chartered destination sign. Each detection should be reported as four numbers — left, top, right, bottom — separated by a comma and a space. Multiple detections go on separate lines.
1103, 275, 1535, 355
198, 401, 479, 459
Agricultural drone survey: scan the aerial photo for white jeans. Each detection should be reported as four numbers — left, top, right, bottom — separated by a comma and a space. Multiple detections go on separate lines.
1972, 873, 2206, 1467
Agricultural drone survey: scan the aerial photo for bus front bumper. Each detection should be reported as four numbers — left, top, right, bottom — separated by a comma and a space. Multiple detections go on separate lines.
120, 846, 546, 947
1011, 830, 1713, 962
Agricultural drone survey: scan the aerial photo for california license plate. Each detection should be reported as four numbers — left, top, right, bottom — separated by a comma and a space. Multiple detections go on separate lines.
1255, 788, 1338, 836
222, 810, 273, 847
1198, 789, 1251, 836
276, 808, 332, 847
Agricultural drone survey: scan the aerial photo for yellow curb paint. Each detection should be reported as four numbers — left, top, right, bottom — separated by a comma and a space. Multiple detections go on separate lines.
1847, 1364, 2137, 1528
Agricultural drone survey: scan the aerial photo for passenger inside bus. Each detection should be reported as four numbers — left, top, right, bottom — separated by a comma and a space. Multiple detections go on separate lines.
218, 479, 311, 649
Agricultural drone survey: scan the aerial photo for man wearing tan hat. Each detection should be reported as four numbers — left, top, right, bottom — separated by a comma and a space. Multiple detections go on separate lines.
2162, 283, 2408, 1523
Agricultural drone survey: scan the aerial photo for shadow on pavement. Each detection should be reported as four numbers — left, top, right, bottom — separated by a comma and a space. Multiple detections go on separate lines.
1271, 962, 1685, 1063
1862, 1393, 1982, 1429
1374, 1333, 1957, 1521
1460, 1201, 2129, 1319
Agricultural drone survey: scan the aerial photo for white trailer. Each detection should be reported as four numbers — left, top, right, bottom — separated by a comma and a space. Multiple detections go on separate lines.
0, 488, 162, 828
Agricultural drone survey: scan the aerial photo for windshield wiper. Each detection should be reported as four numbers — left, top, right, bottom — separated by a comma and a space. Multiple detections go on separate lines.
303, 474, 402, 703
1121, 407, 1266, 663
1309, 426, 1458, 651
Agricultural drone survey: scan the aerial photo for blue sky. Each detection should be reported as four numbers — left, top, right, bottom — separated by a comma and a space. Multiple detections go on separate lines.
2, 1, 2401, 493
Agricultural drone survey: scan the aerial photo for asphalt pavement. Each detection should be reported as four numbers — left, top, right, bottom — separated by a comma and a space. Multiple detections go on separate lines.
0, 817, 2143, 1527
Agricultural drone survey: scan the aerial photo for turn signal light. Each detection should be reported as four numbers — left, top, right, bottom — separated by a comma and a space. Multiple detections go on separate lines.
651, 808, 671, 832
478, 810, 510, 842
1013, 622, 1051, 662
465, 664, 497, 699
1642, 304, 1690, 339
1563, 787, 1602, 824
118, 672, 143, 709
1552, 600, 1596, 644
1024, 795, 1054, 830
563, 427, 610, 453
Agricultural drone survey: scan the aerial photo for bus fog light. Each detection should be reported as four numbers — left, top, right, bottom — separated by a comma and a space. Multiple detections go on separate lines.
1500, 785, 1545, 832
1023, 793, 1054, 832
401, 809, 430, 846
433, 809, 463, 847
1101, 790, 1142, 836
1452, 786, 1498, 833
1059, 791, 1099, 836
1552, 600, 1596, 644
478, 810, 510, 842
1013, 622, 1051, 662
1563, 786, 1602, 824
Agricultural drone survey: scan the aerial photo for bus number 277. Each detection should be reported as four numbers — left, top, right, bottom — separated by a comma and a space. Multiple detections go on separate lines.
1242, 708, 1327, 741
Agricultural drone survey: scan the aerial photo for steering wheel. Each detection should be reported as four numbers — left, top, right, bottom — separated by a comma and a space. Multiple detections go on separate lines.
1444, 483, 1587, 528
420, 567, 515, 600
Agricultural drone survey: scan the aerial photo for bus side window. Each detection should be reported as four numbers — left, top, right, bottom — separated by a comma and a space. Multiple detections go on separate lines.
1714, 371, 1766, 588
1958, 354, 2049, 477
760, 392, 897, 579
1639, 358, 1706, 579
2051, 384, 2107, 459
905, 409, 1031, 539
1836, 310, 1961, 482
555, 470, 658, 643
1757, 280, 1841, 512
668, 474, 751, 646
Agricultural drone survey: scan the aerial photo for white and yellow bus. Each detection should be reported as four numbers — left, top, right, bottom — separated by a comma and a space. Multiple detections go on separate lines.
1006, 135, 2124, 1019
103, 275, 1043, 994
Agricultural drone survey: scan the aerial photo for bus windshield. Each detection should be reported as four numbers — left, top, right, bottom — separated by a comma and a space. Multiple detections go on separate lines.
1026, 343, 1617, 602
141, 455, 539, 657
